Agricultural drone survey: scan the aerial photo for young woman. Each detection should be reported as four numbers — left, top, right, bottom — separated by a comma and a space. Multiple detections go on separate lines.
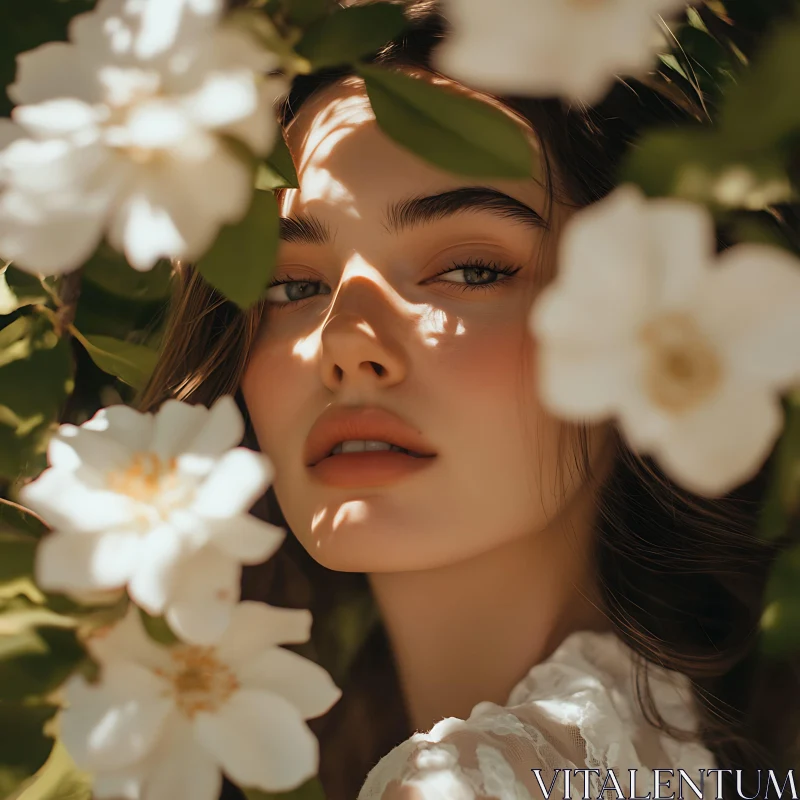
139, 1, 799, 798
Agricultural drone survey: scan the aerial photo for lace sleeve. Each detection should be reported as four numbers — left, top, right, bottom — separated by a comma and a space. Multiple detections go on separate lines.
356, 631, 715, 800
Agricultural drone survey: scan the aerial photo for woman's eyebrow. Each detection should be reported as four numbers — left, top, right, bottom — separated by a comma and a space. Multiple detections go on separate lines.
278, 186, 547, 245
385, 186, 548, 234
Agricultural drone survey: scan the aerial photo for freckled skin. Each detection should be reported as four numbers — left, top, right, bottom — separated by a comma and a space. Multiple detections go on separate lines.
241, 76, 607, 574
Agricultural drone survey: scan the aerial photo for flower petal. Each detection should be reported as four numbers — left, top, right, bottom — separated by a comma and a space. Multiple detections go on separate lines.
217, 601, 312, 665
150, 399, 210, 460
546, 185, 652, 335
704, 243, 800, 387
207, 515, 284, 563
236, 647, 341, 720
20, 469, 136, 533
644, 377, 783, 496
13, 99, 103, 139
61, 665, 173, 772
0, 187, 108, 276
184, 395, 245, 458
92, 761, 147, 800
87, 605, 171, 671
533, 301, 640, 420
193, 689, 318, 792
35, 529, 140, 595
182, 71, 258, 132
51, 421, 135, 474
192, 448, 273, 518
132, 0, 223, 60
82, 405, 157, 454
432, 0, 684, 104
108, 140, 252, 270
0, 119, 23, 155
165, 545, 240, 645
110, 182, 189, 272
220, 78, 287, 156
128, 526, 195, 615
8, 42, 100, 105
139, 716, 222, 800
644, 197, 714, 310
157, 142, 254, 254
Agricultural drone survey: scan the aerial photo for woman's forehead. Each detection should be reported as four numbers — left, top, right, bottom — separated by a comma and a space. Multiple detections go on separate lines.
285, 78, 376, 157
281, 74, 547, 220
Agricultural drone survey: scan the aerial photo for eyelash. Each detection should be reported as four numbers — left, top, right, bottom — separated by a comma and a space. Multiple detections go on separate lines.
266, 257, 523, 307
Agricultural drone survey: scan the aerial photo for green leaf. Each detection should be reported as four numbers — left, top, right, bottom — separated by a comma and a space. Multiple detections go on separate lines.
720, 19, 800, 150
258, 135, 299, 191
73, 330, 158, 390
658, 53, 690, 81
621, 128, 793, 210
16, 739, 91, 800
139, 608, 179, 646
0, 531, 36, 584
244, 777, 326, 800
357, 65, 536, 180
761, 544, 800, 656
0, 265, 49, 315
282, 0, 333, 27
82, 245, 173, 302
0, 703, 58, 799
760, 393, 800, 540
0, 318, 73, 418
228, 9, 308, 71
296, 3, 406, 68
672, 23, 738, 105
0, 417, 51, 483
0, 626, 86, 701
196, 190, 280, 310
0, 315, 74, 481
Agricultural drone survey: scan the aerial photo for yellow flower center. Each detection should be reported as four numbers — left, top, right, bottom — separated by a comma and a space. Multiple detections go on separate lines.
156, 646, 240, 718
123, 146, 163, 165
107, 452, 180, 504
639, 312, 723, 413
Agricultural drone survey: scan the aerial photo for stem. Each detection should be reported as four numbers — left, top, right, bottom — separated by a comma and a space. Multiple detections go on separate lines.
0, 497, 50, 531
53, 268, 83, 337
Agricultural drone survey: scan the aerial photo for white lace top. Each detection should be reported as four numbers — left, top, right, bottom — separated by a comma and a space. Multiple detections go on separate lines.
357, 630, 715, 800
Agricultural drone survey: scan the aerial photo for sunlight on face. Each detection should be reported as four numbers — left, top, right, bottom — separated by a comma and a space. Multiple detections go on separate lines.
241, 74, 598, 572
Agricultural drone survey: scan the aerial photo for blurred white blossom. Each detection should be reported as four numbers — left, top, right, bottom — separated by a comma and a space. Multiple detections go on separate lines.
433, 0, 686, 105
62, 601, 341, 799
21, 396, 285, 644
0, 0, 287, 275
530, 184, 800, 496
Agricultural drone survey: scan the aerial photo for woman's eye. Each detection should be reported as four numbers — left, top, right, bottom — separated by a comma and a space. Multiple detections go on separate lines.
266, 261, 521, 306
432, 261, 522, 291
265, 279, 331, 305
438, 266, 503, 285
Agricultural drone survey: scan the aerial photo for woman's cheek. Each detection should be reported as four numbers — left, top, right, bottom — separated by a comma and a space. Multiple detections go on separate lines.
241, 342, 304, 461
436, 318, 534, 402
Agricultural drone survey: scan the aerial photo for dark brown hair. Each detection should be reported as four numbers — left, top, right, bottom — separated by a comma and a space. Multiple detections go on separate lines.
138, 3, 800, 797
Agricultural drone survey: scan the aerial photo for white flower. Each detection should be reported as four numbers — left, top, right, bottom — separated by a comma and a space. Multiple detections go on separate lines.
21, 396, 285, 644
61, 601, 341, 799
530, 184, 800, 496
433, 0, 686, 105
0, 0, 287, 275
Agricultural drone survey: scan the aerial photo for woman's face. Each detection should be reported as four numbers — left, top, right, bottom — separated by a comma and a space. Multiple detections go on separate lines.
242, 75, 602, 573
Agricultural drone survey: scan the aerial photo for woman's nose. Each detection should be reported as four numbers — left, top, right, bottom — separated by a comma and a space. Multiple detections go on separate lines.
319, 281, 408, 394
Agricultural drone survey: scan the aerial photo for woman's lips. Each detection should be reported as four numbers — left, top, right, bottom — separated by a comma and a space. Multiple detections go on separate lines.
304, 406, 437, 468
307, 450, 437, 488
